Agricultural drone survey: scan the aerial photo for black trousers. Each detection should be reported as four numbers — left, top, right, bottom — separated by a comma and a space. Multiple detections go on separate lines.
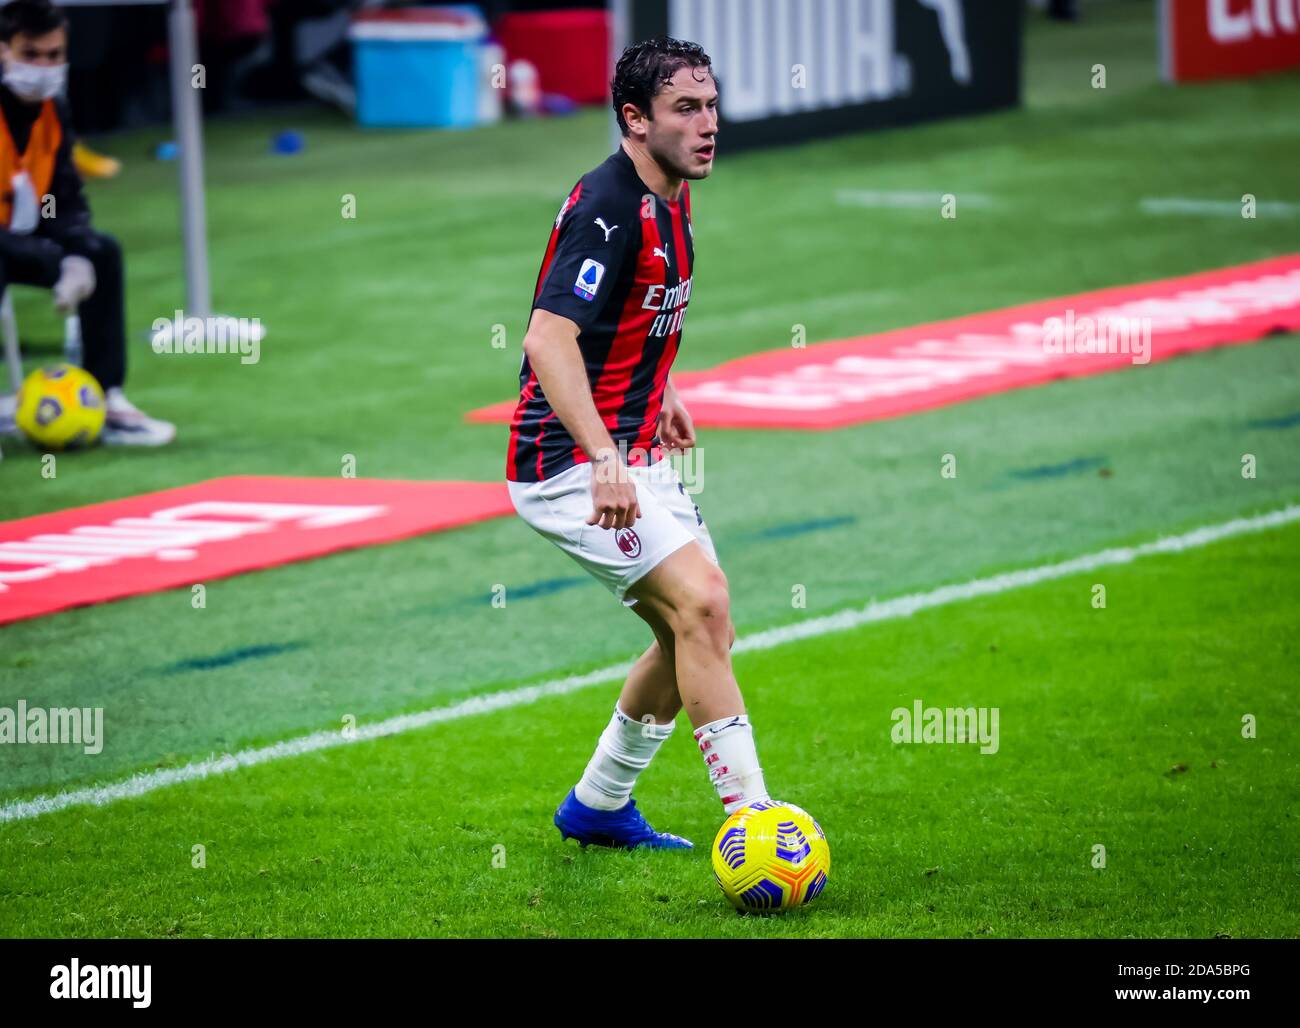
0, 230, 127, 390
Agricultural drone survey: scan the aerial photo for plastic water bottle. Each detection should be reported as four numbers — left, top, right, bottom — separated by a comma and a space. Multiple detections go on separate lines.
508, 59, 541, 117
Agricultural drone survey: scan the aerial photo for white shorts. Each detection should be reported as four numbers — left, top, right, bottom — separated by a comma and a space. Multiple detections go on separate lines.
508, 457, 718, 606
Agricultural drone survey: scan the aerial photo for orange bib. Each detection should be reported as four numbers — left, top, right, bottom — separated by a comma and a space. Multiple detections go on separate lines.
0, 99, 62, 228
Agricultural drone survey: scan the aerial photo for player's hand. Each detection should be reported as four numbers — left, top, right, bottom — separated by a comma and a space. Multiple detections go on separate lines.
53, 256, 96, 314
657, 393, 696, 454
587, 450, 641, 530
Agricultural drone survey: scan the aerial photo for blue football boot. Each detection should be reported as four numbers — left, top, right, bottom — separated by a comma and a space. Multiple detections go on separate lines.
554, 788, 693, 850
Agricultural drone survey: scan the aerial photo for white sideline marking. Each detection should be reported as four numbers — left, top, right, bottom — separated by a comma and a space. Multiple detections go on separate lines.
1140, 197, 1300, 218
835, 189, 992, 210
3, 504, 1298, 825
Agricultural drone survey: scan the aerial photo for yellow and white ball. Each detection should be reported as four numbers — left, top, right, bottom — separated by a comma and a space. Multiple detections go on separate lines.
712, 800, 830, 912
15, 363, 106, 450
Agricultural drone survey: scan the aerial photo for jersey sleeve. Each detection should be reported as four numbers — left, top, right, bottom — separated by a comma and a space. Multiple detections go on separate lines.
532, 180, 636, 331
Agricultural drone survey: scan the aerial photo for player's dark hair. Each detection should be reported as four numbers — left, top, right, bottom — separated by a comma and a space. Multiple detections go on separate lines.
0, 0, 67, 42
611, 36, 714, 136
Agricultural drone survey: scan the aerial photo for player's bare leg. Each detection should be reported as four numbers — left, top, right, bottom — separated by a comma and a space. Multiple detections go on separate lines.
556, 598, 692, 848
555, 560, 742, 847
626, 543, 767, 813
625, 543, 741, 726
613, 600, 738, 725
567, 606, 677, 810
616, 604, 682, 726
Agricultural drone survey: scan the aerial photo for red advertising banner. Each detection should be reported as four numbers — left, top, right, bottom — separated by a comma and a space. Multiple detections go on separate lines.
1161, 0, 1300, 81
0, 477, 513, 625
469, 255, 1300, 431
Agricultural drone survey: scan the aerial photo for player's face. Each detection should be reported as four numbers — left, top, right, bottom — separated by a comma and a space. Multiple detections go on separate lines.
646, 66, 719, 181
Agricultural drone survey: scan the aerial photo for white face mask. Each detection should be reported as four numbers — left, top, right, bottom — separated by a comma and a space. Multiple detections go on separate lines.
3, 60, 67, 102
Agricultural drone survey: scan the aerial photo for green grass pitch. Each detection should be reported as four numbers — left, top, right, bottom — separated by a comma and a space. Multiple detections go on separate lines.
0, 2, 1297, 937
2, 523, 1296, 937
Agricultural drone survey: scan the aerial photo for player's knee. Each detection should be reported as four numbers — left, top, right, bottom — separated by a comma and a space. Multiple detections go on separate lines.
669, 569, 731, 647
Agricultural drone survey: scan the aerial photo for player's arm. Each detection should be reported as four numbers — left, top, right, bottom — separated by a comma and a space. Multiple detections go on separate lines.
657, 375, 696, 453
522, 308, 640, 531
529, 179, 642, 529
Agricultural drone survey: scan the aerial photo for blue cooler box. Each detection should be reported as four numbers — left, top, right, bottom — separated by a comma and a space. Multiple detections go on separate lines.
349, 6, 488, 128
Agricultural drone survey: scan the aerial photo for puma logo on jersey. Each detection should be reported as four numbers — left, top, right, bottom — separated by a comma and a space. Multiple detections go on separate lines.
653, 246, 670, 267
594, 218, 619, 241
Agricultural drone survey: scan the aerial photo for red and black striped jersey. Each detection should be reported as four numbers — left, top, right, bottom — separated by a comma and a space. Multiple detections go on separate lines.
506, 147, 695, 483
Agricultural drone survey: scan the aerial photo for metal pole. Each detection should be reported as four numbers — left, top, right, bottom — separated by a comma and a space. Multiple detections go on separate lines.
609, 0, 630, 153
167, 0, 211, 320
61, 1, 210, 320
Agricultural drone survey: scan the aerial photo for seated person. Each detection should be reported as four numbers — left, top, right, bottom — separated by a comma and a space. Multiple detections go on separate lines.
0, 0, 173, 445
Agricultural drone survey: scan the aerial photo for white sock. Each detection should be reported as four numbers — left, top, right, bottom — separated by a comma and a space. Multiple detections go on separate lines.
694, 713, 770, 814
574, 705, 675, 811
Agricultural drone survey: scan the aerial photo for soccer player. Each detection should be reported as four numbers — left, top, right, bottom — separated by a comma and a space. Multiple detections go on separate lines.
507, 38, 770, 850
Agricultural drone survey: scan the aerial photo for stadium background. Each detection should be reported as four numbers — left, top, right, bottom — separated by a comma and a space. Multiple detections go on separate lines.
0, 0, 1297, 938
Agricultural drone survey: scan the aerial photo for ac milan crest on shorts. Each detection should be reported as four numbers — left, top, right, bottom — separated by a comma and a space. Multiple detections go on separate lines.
507, 456, 717, 606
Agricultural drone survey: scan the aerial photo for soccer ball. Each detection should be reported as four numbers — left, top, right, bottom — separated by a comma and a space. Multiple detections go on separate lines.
15, 364, 106, 450
711, 800, 830, 912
